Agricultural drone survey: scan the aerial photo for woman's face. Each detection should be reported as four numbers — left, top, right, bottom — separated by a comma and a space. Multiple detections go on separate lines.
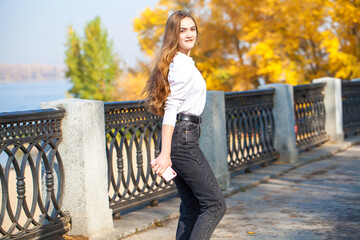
178, 17, 197, 55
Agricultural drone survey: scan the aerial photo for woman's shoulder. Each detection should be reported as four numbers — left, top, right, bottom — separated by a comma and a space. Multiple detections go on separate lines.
170, 52, 195, 70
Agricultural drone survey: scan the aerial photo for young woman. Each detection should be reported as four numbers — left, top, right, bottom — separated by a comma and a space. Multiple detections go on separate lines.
142, 10, 226, 240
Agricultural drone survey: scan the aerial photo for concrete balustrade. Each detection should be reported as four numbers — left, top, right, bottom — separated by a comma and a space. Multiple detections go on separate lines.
41, 99, 115, 239
259, 84, 299, 163
313, 77, 344, 143
199, 91, 230, 190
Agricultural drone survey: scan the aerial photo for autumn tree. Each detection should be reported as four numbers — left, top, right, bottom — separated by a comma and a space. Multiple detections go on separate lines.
113, 61, 151, 101
133, 0, 360, 92
244, 0, 330, 85
65, 16, 121, 101
322, 0, 360, 79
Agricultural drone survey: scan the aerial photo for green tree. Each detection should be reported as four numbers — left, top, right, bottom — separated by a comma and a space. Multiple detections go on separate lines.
65, 16, 121, 101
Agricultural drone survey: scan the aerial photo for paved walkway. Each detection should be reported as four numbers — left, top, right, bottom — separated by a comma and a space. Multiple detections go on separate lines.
94, 137, 360, 240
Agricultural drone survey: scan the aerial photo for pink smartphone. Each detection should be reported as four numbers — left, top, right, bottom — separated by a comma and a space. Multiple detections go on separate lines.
162, 166, 177, 182
151, 160, 177, 182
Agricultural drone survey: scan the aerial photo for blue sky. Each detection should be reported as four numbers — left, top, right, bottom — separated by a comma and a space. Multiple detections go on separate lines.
0, 0, 159, 67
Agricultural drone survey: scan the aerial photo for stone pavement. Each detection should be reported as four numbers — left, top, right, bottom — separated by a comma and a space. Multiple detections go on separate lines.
95, 137, 360, 240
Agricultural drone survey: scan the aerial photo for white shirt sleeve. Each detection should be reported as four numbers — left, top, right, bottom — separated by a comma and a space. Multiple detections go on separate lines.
162, 56, 194, 126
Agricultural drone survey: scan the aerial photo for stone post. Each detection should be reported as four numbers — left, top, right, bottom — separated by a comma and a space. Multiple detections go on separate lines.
259, 84, 299, 163
199, 91, 230, 190
41, 99, 114, 239
313, 77, 344, 143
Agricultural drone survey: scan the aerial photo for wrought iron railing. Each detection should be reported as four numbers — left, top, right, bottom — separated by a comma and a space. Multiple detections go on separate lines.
342, 81, 360, 138
104, 101, 177, 214
225, 89, 278, 173
0, 109, 70, 239
294, 83, 328, 151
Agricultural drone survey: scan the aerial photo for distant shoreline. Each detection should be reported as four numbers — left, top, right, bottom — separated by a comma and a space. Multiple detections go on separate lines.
0, 63, 65, 82
0, 78, 68, 83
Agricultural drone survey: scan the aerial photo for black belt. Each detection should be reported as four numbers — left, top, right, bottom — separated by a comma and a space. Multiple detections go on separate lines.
176, 113, 202, 124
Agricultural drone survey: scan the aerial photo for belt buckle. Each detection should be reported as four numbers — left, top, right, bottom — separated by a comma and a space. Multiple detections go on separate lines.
176, 113, 202, 124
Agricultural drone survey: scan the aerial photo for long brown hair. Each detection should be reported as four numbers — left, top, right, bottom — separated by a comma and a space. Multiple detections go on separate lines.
142, 11, 198, 116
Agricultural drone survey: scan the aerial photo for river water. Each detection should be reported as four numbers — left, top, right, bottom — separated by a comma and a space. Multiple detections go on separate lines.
0, 79, 72, 166
0, 79, 72, 113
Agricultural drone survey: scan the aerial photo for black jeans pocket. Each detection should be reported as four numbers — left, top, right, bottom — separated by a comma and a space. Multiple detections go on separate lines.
185, 123, 200, 143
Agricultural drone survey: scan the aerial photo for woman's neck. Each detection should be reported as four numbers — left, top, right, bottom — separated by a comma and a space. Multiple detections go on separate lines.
178, 48, 191, 56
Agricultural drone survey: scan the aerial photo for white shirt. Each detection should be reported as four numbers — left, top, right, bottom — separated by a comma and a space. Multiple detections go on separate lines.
162, 52, 207, 127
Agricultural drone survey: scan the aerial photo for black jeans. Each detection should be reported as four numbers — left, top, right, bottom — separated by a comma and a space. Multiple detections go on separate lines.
171, 120, 226, 240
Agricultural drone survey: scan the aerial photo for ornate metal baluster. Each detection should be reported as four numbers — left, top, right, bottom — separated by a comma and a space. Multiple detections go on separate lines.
342, 81, 360, 138
104, 101, 176, 214
225, 90, 278, 172
294, 83, 328, 151
0, 109, 69, 239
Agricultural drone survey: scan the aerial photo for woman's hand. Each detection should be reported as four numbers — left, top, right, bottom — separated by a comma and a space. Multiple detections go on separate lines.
151, 152, 172, 176
152, 124, 175, 176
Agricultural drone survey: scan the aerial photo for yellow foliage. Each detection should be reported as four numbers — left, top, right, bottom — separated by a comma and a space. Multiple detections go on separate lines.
322, 0, 360, 79
126, 0, 360, 98
114, 71, 148, 101
133, 7, 169, 58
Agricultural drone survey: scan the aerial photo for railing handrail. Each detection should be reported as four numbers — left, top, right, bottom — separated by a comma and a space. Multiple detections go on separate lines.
104, 100, 145, 109
342, 81, 360, 95
293, 82, 326, 91
225, 88, 274, 97
0, 108, 65, 124
341, 80, 360, 86
225, 89, 275, 112
104, 100, 161, 129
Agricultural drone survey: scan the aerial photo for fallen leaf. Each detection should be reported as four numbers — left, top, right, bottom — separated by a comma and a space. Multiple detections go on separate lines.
153, 220, 164, 227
